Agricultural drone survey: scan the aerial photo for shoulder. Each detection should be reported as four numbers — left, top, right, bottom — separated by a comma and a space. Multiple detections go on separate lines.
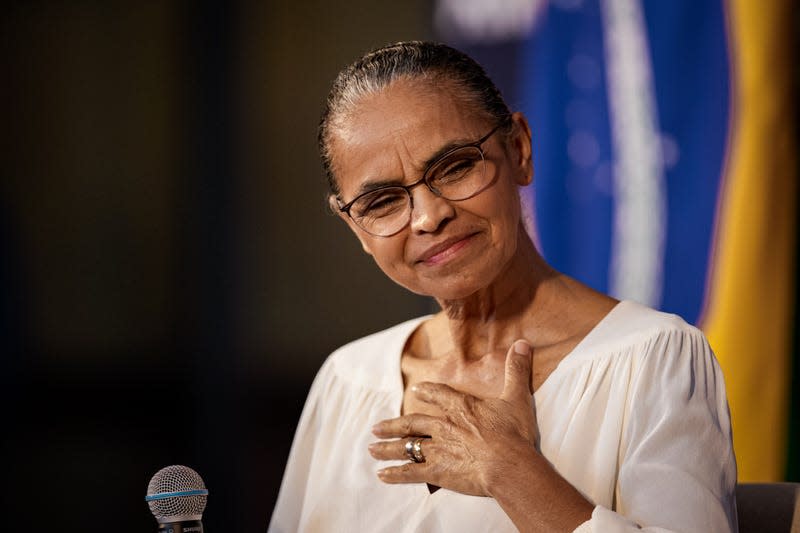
320, 315, 430, 391
585, 300, 710, 356
595, 301, 725, 397
560, 300, 717, 382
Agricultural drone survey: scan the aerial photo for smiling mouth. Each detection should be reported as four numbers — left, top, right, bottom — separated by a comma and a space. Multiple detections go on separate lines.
418, 233, 478, 266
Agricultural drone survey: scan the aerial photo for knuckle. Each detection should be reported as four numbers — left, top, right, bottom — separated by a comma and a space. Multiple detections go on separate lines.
457, 393, 469, 408
441, 418, 459, 436
460, 395, 479, 419
462, 394, 476, 410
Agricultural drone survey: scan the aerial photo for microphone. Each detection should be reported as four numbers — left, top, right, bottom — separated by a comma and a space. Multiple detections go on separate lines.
145, 465, 209, 533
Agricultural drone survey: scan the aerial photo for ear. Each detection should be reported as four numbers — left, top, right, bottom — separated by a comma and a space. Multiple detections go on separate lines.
509, 112, 534, 186
329, 194, 375, 256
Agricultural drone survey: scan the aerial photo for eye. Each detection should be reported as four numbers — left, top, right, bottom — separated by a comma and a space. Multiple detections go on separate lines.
354, 189, 407, 219
428, 150, 482, 186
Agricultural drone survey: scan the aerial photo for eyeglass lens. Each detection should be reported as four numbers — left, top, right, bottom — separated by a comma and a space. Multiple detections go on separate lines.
350, 145, 488, 236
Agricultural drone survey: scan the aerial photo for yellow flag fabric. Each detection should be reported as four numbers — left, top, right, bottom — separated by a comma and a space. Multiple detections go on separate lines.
702, 0, 797, 481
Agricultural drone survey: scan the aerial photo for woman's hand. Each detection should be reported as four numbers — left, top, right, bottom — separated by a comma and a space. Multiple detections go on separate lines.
369, 340, 540, 497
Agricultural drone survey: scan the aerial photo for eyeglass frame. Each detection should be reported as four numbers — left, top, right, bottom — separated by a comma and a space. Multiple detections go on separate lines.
335, 124, 503, 235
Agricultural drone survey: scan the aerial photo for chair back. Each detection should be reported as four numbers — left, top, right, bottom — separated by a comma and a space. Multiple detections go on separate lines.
736, 482, 800, 533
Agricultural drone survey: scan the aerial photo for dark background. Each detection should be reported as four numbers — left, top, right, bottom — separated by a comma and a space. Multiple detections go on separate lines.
1, 1, 435, 531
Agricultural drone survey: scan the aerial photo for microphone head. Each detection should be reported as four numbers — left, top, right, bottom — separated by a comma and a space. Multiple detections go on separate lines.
145, 465, 208, 524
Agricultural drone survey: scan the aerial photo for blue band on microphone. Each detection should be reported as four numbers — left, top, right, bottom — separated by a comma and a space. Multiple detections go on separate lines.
145, 489, 209, 501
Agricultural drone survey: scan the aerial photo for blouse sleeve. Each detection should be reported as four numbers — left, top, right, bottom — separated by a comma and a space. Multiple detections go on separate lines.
582, 327, 738, 532
268, 358, 334, 533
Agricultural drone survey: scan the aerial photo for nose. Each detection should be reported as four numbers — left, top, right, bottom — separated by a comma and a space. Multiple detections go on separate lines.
408, 185, 455, 234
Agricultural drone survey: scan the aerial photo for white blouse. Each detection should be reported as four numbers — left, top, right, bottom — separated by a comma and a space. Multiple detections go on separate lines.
269, 301, 738, 532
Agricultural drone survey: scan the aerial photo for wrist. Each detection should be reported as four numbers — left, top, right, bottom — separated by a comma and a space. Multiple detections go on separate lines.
482, 441, 541, 499
485, 445, 594, 533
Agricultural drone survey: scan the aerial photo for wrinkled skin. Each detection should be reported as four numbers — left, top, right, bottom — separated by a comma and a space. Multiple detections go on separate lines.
369, 340, 538, 497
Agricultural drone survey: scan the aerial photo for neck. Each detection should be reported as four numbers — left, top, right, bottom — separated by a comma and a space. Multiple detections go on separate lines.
434, 229, 562, 361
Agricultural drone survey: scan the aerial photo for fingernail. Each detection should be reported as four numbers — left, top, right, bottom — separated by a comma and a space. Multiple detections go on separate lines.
376, 469, 387, 479
371, 423, 383, 434
514, 340, 531, 355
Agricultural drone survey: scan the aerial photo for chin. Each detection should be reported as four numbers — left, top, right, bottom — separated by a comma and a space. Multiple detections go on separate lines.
401, 270, 497, 301
379, 246, 512, 300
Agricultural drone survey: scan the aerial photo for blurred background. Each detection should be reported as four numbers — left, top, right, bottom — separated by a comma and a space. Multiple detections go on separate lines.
1, 1, 796, 531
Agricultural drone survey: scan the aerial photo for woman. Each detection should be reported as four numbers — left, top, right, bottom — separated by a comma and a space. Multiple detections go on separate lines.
269, 41, 737, 532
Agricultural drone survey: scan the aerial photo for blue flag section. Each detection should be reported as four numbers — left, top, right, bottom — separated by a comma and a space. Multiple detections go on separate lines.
519, 1, 617, 305
637, 1, 730, 323
439, 0, 730, 325
521, 1, 729, 324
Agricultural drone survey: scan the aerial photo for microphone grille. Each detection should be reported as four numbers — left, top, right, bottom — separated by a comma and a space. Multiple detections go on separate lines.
145, 465, 208, 522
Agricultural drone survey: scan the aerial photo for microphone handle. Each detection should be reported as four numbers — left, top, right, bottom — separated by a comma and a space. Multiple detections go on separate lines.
157, 520, 203, 533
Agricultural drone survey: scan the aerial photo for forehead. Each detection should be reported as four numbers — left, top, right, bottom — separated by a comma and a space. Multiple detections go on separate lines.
329, 78, 491, 197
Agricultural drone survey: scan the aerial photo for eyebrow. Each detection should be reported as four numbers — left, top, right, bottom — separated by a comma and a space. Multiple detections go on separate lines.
349, 136, 477, 198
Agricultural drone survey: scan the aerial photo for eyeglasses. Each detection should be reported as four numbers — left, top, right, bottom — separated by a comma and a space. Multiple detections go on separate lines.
336, 125, 501, 237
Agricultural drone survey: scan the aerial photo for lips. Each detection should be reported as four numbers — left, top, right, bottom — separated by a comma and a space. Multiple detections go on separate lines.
414, 232, 479, 265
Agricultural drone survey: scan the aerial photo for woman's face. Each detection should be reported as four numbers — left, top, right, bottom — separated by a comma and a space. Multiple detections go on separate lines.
328, 78, 533, 300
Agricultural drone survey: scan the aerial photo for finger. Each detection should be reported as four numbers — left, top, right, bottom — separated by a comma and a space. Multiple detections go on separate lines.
368, 436, 436, 461
413, 381, 467, 411
372, 413, 440, 438
501, 339, 533, 400
368, 438, 411, 461
376, 461, 429, 484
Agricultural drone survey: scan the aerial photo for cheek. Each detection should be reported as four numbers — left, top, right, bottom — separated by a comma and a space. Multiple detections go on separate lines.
365, 238, 415, 285
479, 184, 523, 241
475, 187, 525, 272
